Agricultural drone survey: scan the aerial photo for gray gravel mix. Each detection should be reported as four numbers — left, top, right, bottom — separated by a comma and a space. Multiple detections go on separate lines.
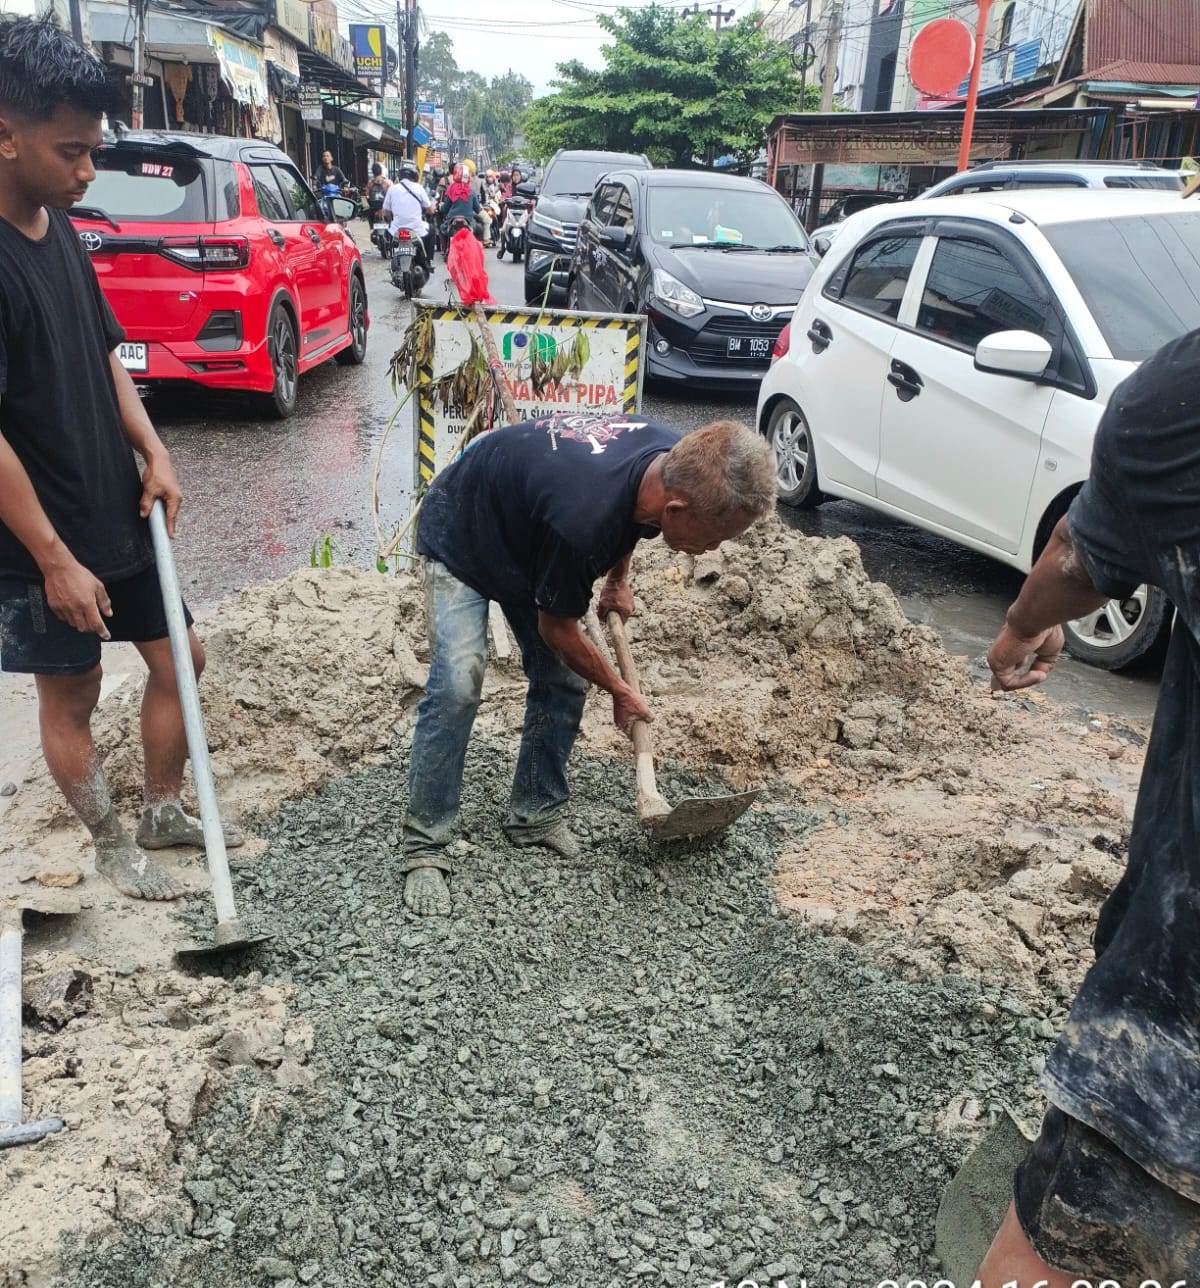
61, 742, 1059, 1288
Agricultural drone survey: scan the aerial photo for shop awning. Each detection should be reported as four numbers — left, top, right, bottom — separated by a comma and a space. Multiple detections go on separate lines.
89, 1, 219, 64
326, 106, 407, 152
296, 45, 375, 103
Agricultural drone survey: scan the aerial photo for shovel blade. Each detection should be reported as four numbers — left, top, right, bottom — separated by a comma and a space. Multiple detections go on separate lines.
643, 789, 760, 842
176, 917, 274, 964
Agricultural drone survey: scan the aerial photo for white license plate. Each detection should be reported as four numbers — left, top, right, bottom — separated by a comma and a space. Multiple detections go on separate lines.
727, 336, 771, 359
116, 341, 148, 372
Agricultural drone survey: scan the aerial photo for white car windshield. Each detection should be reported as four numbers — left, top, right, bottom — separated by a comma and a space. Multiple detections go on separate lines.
648, 186, 810, 251
1045, 210, 1200, 360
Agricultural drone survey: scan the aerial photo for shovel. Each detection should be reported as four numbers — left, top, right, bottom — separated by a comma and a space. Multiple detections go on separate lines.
605, 612, 759, 841
0, 889, 80, 1149
148, 501, 272, 963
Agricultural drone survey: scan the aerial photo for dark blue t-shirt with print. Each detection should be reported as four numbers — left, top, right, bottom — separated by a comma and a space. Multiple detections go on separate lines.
417, 413, 678, 618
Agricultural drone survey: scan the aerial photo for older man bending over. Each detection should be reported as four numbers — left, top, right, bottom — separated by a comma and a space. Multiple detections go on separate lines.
401, 413, 775, 916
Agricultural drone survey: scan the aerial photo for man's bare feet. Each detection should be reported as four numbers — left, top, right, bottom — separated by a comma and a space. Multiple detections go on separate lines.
94, 834, 182, 901
137, 802, 245, 851
403, 866, 451, 916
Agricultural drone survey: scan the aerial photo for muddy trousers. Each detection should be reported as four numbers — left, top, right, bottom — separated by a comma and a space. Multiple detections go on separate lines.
402, 560, 589, 865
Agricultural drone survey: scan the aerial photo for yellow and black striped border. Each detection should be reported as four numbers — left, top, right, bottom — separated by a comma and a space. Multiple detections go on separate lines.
414, 305, 645, 480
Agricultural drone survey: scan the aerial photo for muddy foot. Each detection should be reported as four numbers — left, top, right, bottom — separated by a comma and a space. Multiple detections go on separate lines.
94, 837, 182, 901
137, 802, 245, 851
403, 866, 451, 917
509, 821, 581, 861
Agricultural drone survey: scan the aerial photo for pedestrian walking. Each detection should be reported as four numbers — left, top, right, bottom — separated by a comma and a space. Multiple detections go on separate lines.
0, 16, 242, 901
399, 414, 775, 917
982, 328, 1200, 1283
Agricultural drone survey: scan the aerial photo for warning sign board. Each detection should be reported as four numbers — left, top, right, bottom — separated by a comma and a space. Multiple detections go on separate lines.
413, 305, 646, 484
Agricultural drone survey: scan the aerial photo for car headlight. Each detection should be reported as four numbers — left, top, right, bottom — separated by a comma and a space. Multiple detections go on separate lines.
530, 212, 564, 240
652, 268, 705, 319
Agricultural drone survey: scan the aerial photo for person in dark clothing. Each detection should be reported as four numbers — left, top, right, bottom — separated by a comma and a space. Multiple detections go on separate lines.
313, 149, 346, 189
983, 329, 1200, 1284
0, 16, 242, 902
400, 415, 776, 917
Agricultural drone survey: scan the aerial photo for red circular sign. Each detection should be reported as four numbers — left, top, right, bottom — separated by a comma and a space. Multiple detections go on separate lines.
908, 17, 974, 97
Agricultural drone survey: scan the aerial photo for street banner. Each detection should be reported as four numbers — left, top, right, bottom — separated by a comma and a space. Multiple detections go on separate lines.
349, 24, 386, 80
209, 29, 268, 107
411, 123, 431, 147
412, 305, 647, 483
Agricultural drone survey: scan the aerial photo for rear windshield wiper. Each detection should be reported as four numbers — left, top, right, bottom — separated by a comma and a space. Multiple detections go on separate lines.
72, 204, 121, 231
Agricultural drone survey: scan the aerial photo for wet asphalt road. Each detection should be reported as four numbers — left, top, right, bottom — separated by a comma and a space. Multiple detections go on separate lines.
0, 223, 1157, 779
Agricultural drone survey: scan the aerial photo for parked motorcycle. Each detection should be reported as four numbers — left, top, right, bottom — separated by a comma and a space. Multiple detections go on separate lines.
496, 192, 530, 261
370, 221, 392, 260
386, 227, 430, 298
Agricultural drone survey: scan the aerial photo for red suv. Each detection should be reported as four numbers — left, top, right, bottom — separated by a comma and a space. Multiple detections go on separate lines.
70, 132, 368, 418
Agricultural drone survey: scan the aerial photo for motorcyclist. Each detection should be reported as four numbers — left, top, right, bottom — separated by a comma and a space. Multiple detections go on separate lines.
382, 158, 435, 271
313, 149, 347, 189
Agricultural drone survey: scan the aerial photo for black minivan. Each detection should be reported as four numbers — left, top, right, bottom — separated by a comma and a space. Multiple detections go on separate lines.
567, 169, 817, 386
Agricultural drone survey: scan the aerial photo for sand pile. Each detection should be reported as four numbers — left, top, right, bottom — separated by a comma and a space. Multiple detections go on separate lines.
582, 519, 1017, 785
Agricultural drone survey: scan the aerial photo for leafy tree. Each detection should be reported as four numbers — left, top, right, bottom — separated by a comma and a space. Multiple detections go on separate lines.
417, 30, 460, 106
523, 6, 804, 168
463, 71, 533, 158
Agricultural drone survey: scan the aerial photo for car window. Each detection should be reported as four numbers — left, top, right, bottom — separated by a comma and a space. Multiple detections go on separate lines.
916, 236, 1050, 349
1007, 176, 1088, 189
543, 158, 643, 197
86, 149, 209, 221
837, 234, 922, 320
1104, 174, 1185, 190
646, 185, 809, 249
610, 186, 635, 231
590, 183, 618, 225
1044, 211, 1200, 360
250, 166, 289, 221
271, 164, 323, 221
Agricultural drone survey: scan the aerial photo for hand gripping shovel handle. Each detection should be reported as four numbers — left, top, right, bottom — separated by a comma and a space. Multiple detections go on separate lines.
148, 501, 236, 927
605, 613, 671, 823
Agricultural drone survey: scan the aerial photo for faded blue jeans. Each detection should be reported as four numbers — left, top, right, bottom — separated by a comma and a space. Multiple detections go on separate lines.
401, 560, 589, 869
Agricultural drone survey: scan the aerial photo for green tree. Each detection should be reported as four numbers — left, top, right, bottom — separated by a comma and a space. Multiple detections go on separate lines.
463, 71, 533, 157
417, 30, 461, 106
523, 6, 804, 168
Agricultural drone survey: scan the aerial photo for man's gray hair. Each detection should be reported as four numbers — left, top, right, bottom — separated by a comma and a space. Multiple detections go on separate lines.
660, 419, 776, 521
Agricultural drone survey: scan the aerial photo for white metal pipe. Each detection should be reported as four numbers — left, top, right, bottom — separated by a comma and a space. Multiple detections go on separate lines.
0, 906, 24, 1128
148, 502, 237, 926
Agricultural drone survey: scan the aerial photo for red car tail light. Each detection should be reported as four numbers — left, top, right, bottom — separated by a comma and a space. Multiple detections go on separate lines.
771, 321, 791, 363
159, 236, 250, 270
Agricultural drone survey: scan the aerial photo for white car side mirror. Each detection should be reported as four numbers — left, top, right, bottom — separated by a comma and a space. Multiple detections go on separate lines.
974, 330, 1054, 379
813, 234, 832, 258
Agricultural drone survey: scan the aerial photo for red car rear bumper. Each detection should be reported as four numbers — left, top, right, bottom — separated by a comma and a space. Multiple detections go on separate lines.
122, 333, 275, 392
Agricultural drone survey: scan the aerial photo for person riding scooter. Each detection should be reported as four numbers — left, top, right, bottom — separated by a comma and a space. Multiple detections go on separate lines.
381, 159, 434, 289
438, 164, 482, 257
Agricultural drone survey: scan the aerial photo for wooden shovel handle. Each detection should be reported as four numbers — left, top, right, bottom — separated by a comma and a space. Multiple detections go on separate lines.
606, 613, 670, 821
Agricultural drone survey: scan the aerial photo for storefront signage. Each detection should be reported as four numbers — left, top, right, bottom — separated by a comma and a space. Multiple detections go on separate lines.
209, 28, 268, 107
382, 95, 404, 126
271, 0, 309, 48
350, 24, 387, 80
299, 81, 325, 122
779, 131, 1003, 166
310, 11, 355, 75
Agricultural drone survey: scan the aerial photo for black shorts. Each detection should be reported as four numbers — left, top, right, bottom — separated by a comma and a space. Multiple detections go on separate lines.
1015, 1105, 1200, 1281
0, 565, 193, 676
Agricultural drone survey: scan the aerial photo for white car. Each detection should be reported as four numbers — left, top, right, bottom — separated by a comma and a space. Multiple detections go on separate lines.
756, 189, 1199, 669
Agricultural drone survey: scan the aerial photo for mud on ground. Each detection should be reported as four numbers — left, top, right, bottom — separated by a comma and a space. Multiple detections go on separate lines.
0, 519, 1145, 1285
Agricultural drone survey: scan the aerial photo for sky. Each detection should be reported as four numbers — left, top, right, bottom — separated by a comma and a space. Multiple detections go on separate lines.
410, 0, 722, 97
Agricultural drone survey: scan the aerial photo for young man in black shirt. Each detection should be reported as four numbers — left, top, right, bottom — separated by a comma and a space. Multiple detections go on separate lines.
983, 331, 1200, 1282
0, 17, 240, 900
402, 413, 776, 916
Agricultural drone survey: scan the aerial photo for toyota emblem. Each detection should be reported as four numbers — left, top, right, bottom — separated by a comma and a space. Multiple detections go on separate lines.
750, 303, 772, 322
79, 231, 102, 251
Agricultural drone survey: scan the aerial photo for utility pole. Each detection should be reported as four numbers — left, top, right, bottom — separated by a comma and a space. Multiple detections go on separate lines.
805, 0, 841, 231
128, 0, 152, 129
403, 0, 418, 159
956, 0, 994, 171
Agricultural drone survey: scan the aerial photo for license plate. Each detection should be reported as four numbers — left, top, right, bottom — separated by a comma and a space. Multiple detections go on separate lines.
394, 244, 415, 259
116, 341, 147, 372
727, 336, 771, 359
